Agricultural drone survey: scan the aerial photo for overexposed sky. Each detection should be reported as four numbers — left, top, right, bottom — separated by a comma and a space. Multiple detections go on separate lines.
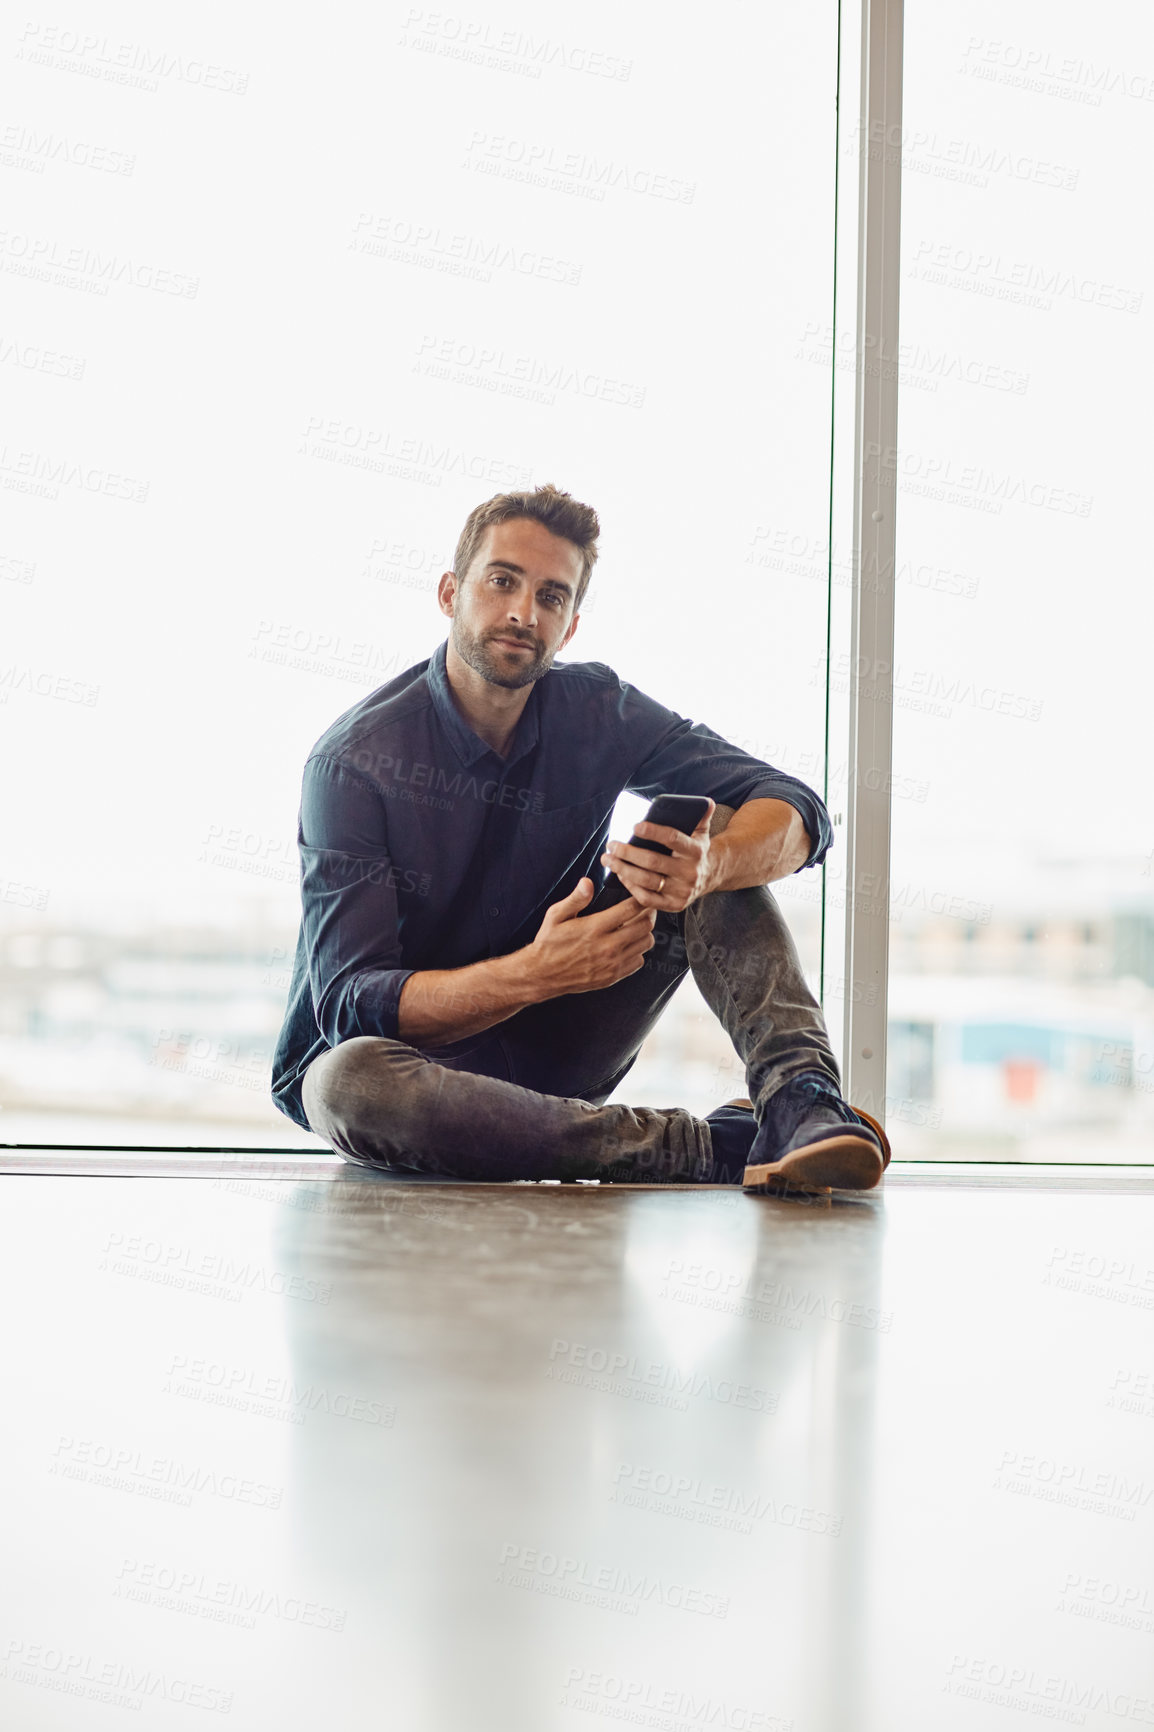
2, 0, 1150, 936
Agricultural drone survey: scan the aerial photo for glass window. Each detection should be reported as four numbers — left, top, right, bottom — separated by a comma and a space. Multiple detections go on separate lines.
2, 4, 842, 1145
888, 1, 1154, 1160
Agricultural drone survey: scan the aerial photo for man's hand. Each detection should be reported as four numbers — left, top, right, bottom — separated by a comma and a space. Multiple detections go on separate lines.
397, 877, 657, 1045
524, 878, 657, 996
599, 800, 717, 913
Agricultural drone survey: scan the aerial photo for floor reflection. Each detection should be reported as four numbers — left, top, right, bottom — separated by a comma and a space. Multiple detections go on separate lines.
3, 1172, 1149, 1730
273, 1182, 888, 1729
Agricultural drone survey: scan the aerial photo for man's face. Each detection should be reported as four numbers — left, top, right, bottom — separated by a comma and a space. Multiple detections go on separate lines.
440, 518, 583, 689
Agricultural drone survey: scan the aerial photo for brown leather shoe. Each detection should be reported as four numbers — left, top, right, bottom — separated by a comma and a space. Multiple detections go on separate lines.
743, 1101, 891, 1195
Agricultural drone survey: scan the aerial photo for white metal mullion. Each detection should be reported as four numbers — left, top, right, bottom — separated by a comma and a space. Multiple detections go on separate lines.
843, 0, 904, 1119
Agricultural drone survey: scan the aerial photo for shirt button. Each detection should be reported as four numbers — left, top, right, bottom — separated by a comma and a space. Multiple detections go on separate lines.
489, 905, 500, 918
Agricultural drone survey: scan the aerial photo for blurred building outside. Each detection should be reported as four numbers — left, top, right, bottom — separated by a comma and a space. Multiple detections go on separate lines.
3, 877, 1152, 1162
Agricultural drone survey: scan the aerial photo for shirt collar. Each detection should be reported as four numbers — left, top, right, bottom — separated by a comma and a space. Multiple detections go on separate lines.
427, 638, 541, 770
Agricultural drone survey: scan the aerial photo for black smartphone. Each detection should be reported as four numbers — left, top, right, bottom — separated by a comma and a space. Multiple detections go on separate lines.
585, 793, 713, 913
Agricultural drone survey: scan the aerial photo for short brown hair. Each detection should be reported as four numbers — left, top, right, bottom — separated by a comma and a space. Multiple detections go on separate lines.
452, 483, 600, 610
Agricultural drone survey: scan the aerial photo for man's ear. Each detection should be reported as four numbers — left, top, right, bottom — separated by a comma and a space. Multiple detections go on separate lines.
436, 572, 457, 618
560, 610, 581, 651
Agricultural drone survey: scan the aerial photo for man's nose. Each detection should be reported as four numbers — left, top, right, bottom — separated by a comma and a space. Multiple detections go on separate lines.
507, 593, 537, 627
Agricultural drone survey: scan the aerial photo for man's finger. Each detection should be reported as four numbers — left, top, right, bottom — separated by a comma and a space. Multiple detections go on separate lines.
592, 893, 654, 935
620, 925, 657, 960
609, 851, 689, 900
628, 823, 702, 859
587, 896, 656, 932
544, 878, 594, 923
608, 839, 688, 874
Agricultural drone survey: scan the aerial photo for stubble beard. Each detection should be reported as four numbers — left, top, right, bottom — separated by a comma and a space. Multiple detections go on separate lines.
451, 616, 551, 690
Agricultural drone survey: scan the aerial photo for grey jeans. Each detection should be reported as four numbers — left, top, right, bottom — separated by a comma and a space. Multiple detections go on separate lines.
301, 804, 840, 1183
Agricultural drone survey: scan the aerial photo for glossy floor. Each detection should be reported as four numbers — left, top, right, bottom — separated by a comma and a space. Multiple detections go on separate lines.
2, 1164, 1152, 1730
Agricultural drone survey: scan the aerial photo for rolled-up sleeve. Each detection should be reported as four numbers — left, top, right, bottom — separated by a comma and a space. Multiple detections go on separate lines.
298, 753, 415, 1043
620, 687, 834, 871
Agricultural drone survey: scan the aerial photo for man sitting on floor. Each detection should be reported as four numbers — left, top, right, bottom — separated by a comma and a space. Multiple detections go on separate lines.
271, 484, 889, 1192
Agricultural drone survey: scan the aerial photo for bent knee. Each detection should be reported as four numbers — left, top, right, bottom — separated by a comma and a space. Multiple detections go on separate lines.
303, 1036, 408, 1130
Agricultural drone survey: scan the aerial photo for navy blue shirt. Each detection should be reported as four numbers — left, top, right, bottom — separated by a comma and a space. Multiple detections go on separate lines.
271, 639, 833, 1129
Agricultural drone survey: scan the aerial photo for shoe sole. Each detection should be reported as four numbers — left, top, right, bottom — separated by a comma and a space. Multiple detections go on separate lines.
742, 1106, 892, 1195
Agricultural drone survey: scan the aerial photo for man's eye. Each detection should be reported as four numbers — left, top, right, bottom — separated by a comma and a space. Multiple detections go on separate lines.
543, 593, 563, 607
